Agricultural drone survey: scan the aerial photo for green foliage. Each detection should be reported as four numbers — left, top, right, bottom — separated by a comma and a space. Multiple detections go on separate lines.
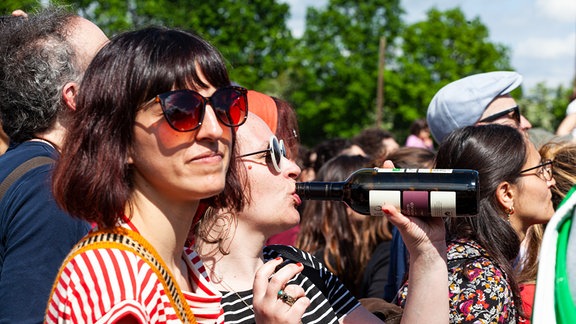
4, 1, 569, 147
0, 0, 41, 14
65, 0, 294, 91
387, 7, 512, 141
287, 0, 403, 146
520, 83, 572, 132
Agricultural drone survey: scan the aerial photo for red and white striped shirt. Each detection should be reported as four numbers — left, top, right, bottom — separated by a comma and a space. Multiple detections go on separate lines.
46, 238, 223, 323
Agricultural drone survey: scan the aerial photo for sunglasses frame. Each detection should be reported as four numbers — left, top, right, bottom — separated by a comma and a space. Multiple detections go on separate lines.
478, 106, 521, 124
238, 135, 286, 173
155, 86, 248, 132
520, 159, 554, 182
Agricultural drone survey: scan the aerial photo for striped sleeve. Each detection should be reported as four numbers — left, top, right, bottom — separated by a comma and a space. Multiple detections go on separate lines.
264, 246, 360, 320
46, 247, 207, 323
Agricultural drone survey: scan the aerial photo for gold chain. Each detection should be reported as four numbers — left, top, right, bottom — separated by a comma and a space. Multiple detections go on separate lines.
204, 262, 254, 314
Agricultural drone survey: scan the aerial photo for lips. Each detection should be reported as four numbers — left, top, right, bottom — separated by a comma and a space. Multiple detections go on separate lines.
293, 192, 302, 207
191, 150, 223, 162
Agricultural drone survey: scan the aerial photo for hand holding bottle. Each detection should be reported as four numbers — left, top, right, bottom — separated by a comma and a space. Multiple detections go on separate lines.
378, 160, 447, 256
379, 162, 449, 324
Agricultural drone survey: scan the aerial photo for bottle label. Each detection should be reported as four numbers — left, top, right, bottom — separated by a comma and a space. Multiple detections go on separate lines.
369, 190, 400, 216
430, 191, 457, 217
369, 190, 457, 217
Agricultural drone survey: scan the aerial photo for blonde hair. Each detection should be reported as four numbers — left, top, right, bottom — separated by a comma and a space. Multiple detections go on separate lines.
539, 140, 576, 209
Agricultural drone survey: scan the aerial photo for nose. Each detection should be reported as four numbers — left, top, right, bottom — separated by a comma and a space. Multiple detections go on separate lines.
548, 176, 556, 187
284, 156, 301, 180
520, 115, 532, 130
196, 105, 225, 140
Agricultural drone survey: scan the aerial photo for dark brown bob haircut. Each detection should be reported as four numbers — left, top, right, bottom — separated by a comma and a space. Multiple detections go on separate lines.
53, 27, 244, 228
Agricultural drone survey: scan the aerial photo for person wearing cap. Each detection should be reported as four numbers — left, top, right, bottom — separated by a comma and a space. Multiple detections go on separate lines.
386, 71, 534, 301
426, 71, 532, 144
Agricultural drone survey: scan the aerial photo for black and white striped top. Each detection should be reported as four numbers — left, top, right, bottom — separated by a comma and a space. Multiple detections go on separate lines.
220, 245, 360, 323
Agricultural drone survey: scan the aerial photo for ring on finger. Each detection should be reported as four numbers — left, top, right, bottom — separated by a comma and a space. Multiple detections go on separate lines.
277, 289, 297, 306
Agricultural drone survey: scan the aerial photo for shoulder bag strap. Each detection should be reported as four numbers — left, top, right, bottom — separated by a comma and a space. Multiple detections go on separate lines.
50, 227, 198, 323
0, 156, 55, 201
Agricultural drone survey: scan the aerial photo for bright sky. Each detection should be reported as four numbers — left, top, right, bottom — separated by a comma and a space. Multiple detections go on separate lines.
283, 0, 576, 92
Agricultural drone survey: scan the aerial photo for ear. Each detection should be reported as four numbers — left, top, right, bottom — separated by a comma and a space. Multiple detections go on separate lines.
126, 147, 135, 165
495, 181, 516, 210
62, 82, 79, 111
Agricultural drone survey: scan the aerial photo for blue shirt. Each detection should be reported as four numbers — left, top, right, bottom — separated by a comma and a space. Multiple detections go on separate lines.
0, 141, 91, 323
384, 226, 408, 302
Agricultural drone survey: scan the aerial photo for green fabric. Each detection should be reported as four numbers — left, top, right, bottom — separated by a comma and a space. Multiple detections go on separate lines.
555, 215, 576, 322
557, 187, 576, 209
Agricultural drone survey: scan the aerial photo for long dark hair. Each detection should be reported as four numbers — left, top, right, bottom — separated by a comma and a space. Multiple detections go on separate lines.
296, 154, 371, 296
434, 124, 526, 317
53, 27, 244, 228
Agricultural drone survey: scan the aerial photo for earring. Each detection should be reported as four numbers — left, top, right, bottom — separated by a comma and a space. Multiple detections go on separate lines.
505, 206, 515, 220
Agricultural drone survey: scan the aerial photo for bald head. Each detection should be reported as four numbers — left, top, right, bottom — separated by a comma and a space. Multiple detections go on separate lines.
68, 17, 108, 71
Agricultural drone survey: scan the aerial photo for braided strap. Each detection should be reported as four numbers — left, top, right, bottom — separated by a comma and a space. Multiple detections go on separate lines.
53, 227, 197, 323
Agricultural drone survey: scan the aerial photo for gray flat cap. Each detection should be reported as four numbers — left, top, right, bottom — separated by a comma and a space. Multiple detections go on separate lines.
426, 71, 523, 143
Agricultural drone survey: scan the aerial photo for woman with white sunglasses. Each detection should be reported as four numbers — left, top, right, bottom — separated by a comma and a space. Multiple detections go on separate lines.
193, 111, 449, 323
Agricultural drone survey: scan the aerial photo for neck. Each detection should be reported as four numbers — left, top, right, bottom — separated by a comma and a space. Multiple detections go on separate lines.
197, 211, 267, 291
33, 118, 67, 152
30, 137, 60, 151
509, 215, 528, 242
128, 188, 199, 284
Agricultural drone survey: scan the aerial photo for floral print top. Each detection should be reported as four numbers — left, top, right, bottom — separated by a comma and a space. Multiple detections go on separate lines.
396, 238, 525, 323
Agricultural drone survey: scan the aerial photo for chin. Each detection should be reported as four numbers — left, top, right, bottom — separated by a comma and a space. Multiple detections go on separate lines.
198, 182, 226, 199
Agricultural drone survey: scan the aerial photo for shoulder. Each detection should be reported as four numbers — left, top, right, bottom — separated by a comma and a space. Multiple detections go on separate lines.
447, 239, 487, 261
567, 99, 576, 114
264, 245, 322, 268
447, 239, 508, 283
48, 246, 165, 322
265, 245, 360, 320
0, 143, 87, 244
446, 240, 517, 323
0, 142, 57, 201
59, 246, 153, 283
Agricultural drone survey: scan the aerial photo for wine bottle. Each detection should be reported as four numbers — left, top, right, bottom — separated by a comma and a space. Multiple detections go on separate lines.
296, 168, 479, 217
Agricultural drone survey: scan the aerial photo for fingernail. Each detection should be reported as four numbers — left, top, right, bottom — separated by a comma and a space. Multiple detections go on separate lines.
382, 208, 391, 215
296, 262, 302, 267
276, 257, 282, 261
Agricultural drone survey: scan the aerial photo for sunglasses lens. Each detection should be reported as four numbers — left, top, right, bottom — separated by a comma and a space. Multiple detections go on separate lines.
211, 87, 248, 127
279, 139, 286, 159
269, 137, 281, 172
160, 91, 204, 131
513, 108, 521, 124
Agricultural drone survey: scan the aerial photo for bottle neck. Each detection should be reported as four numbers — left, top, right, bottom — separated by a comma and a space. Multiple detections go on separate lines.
295, 181, 345, 201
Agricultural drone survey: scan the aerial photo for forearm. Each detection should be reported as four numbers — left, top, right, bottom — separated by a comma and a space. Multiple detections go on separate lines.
401, 243, 448, 324
556, 114, 576, 136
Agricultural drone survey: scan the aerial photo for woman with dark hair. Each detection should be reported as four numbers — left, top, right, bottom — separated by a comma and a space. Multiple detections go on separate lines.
45, 27, 251, 323
396, 124, 555, 323
295, 154, 373, 297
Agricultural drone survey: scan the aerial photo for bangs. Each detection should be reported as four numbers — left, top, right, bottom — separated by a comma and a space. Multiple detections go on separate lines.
135, 28, 231, 104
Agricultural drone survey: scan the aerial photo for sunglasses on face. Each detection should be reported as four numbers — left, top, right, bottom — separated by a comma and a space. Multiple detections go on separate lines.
478, 106, 521, 125
238, 135, 286, 173
153, 86, 248, 132
520, 159, 553, 182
